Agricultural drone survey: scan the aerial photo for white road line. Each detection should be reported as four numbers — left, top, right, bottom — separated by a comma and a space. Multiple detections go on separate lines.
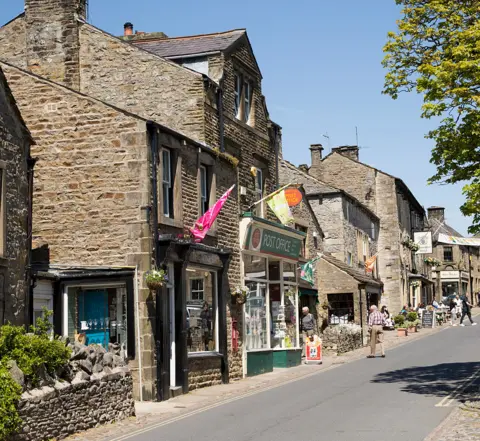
435, 369, 480, 407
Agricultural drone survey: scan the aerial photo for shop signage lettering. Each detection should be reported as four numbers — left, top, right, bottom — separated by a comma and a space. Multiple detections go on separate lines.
245, 226, 302, 260
285, 188, 303, 207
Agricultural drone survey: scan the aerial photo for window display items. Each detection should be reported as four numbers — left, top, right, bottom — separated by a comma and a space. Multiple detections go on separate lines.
245, 282, 267, 350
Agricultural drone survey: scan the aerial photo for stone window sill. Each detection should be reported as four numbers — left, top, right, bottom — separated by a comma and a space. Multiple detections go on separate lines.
159, 216, 184, 229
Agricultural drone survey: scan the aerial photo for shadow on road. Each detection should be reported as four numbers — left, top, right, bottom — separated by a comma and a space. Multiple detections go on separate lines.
371, 362, 480, 402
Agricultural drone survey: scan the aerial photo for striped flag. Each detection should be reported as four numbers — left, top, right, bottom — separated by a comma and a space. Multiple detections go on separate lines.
365, 254, 378, 273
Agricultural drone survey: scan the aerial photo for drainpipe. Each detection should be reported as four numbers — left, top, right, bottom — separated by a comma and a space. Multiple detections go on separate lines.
147, 122, 164, 401
359, 285, 365, 345
218, 79, 225, 153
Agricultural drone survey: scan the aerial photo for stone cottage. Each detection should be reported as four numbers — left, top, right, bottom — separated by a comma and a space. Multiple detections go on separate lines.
305, 144, 432, 315
279, 158, 382, 327
0, 65, 33, 326
426, 206, 480, 302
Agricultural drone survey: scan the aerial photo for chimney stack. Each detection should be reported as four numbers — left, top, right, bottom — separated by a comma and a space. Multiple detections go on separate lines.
427, 206, 445, 223
309, 144, 324, 168
124, 22, 134, 36
332, 145, 359, 161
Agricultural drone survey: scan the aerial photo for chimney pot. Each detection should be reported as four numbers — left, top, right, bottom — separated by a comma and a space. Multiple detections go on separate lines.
124, 22, 134, 36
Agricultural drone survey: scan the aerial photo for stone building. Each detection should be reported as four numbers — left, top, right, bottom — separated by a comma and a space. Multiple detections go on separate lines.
1, 59, 239, 401
304, 144, 431, 314
279, 158, 382, 326
0, 65, 33, 326
0, 0, 301, 396
426, 207, 480, 302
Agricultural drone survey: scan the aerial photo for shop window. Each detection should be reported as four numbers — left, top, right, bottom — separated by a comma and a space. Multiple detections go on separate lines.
161, 149, 174, 218
327, 293, 354, 324
245, 281, 267, 350
186, 268, 217, 353
67, 286, 128, 355
443, 246, 453, 262
244, 254, 267, 279
0, 166, 4, 257
283, 261, 297, 283
268, 260, 280, 281
190, 278, 204, 301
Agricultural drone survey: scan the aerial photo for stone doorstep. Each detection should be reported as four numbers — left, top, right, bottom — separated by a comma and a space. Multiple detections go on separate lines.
65, 315, 477, 441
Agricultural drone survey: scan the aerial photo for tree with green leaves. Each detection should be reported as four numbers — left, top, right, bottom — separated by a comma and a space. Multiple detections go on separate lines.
383, 0, 480, 233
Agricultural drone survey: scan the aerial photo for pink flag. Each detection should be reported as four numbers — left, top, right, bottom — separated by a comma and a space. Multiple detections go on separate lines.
190, 185, 235, 243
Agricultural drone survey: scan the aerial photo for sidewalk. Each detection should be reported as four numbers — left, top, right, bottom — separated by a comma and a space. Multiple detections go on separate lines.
66, 321, 449, 441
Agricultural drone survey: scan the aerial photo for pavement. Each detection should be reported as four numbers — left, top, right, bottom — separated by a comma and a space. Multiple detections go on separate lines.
66, 311, 480, 441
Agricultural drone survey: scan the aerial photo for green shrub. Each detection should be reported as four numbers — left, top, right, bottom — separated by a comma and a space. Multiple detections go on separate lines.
0, 366, 22, 439
0, 310, 71, 437
406, 312, 418, 322
393, 315, 405, 326
0, 312, 71, 386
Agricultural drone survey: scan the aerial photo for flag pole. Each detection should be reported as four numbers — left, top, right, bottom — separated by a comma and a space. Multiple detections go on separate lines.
248, 182, 297, 210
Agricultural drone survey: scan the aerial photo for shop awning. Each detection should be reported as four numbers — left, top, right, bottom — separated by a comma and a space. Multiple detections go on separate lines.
408, 273, 434, 285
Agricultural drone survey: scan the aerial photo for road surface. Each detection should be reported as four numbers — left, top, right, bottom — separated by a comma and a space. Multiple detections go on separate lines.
119, 323, 480, 441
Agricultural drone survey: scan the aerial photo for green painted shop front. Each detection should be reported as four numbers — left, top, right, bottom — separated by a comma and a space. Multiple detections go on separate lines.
240, 215, 305, 377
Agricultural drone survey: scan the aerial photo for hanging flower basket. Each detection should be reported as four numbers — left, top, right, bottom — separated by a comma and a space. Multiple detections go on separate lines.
402, 239, 419, 252
424, 257, 441, 267
145, 269, 168, 291
233, 286, 248, 305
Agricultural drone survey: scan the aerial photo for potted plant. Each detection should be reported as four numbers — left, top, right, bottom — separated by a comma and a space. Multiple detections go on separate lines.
233, 286, 248, 305
145, 268, 168, 290
394, 315, 408, 337
406, 312, 418, 333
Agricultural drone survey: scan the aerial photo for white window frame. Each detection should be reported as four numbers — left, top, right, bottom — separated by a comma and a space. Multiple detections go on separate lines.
200, 165, 208, 215
244, 81, 251, 123
347, 252, 353, 267
162, 149, 172, 218
234, 73, 242, 119
254, 168, 264, 217
190, 278, 205, 301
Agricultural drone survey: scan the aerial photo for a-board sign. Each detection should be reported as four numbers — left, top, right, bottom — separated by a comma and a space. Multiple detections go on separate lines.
422, 310, 435, 328
305, 335, 322, 364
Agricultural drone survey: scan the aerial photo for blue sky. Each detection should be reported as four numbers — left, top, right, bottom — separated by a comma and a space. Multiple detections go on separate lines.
1, 0, 472, 234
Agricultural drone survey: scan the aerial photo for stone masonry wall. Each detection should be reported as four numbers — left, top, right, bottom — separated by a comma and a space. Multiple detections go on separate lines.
0, 68, 31, 325
0, 17, 27, 69
12, 373, 135, 441
2, 62, 156, 400
79, 24, 206, 143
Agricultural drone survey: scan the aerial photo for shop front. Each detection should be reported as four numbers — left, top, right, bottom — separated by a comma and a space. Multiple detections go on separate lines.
435, 270, 469, 298
240, 215, 306, 377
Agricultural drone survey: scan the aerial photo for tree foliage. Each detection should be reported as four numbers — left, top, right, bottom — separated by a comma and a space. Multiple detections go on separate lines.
383, 0, 480, 233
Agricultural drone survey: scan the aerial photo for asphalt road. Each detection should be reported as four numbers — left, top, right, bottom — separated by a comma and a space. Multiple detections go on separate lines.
127, 323, 480, 441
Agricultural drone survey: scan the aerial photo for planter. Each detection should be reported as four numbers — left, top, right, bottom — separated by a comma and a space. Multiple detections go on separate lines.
407, 327, 416, 334
235, 294, 247, 305
397, 328, 408, 337
146, 280, 165, 290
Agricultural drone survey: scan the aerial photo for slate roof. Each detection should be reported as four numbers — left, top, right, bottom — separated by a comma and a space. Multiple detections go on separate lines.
132, 29, 246, 59
322, 253, 383, 287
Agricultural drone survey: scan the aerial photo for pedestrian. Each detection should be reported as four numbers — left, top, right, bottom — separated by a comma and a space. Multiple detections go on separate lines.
301, 307, 317, 356
459, 295, 477, 327
477, 291, 480, 307
367, 305, 386, 359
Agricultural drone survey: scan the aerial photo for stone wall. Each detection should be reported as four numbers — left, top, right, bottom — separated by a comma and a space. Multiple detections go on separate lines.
322, 324, 363, 355
13, 374, 134, 441
188, 357, 222, 392
79, 24, 206, 143
0, 17, 27, 69
0, 67, 31, 325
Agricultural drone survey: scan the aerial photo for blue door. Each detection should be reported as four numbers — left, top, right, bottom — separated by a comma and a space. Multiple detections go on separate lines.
79, 290, 110, 347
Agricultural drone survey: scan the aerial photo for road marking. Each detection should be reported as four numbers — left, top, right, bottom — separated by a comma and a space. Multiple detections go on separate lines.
435, 369, 480, 407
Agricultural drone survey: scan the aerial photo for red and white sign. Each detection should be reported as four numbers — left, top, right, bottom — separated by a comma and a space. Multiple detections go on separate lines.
285, 188, 303, 207
305, 335, 322, 364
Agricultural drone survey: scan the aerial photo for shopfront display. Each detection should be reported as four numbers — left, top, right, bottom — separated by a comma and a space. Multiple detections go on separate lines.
241, 216, 305, 376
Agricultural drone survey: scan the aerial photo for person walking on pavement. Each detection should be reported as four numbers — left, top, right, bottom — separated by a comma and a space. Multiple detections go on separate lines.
367, 305, 386, 358
301, 307, 317, 357
459, 295, 477, 327
449, 297, 458, 326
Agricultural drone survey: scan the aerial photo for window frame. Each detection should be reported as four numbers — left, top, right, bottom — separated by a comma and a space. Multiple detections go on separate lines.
254, 168, 264, 217
443, 246, 453, 262
199, 165, 209, 216
244, 80, 251, 123
327, 293, 354, 325
190, 278, 205, 301
234, 73, 242, 119
161, 149, 174, 218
